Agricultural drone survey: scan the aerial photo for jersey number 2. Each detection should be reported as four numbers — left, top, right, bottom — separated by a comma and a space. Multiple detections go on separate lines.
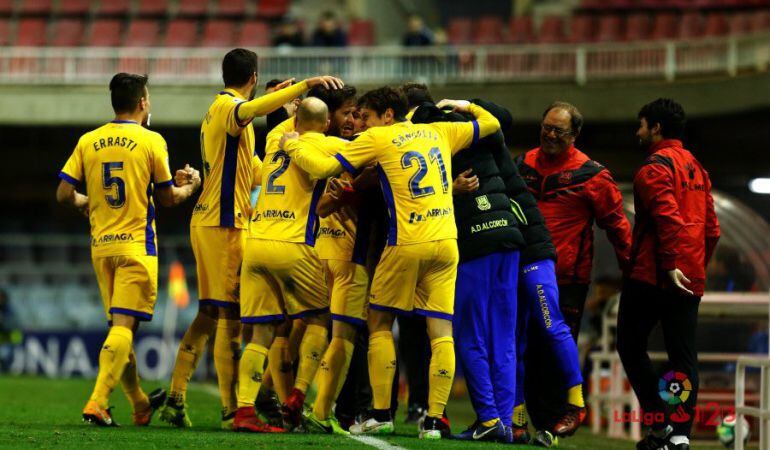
102, 162, 126, 208
401, 147, 449, 198
266, 151, 290, 194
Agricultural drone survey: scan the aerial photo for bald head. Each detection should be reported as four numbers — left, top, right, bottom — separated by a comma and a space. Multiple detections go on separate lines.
296, 97, 329, 133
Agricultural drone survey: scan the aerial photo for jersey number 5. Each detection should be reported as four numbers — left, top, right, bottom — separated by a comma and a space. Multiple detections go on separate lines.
102, 162, 126, 208
266, 151, 290, 194
401, 147, 449, 198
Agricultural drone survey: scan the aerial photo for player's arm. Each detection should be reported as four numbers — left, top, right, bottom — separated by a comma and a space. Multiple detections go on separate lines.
434, 99, 501, 155
316, 177, 348, 218
235, 76, 344, 123
155, 166, 202, 207
251, 154, 263, 188
56, 180, 89, 217
57, 143, 88, 217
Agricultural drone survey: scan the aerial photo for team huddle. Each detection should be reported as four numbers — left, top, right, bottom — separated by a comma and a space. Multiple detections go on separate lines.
56, 48, 719, 449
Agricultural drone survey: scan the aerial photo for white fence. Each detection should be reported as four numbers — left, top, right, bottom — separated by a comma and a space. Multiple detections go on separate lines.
0, 32, 769, 85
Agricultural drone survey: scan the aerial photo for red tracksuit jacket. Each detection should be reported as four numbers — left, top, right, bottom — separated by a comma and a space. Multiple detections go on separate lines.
517, 146, 632, 285
629, 139, 720, 297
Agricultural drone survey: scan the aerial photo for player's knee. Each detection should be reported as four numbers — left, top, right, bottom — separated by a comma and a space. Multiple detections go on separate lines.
302, 312, 330, 328
111, 313, 139, 331
332, 321, 357, 341
426, 317, 452, 340
367, 309, 395, 333
198, 302, 219, 319
246, 323, 275, 347
218, 305, 239, 320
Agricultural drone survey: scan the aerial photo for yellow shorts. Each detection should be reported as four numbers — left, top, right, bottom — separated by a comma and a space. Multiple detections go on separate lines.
323, 259, 369, 327
369, 239, 458, 320
240, 239, 329, 323
92, 254, 158, 322
190, 225, 245, 309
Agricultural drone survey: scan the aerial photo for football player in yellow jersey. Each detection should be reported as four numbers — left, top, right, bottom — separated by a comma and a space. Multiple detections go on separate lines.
160, 48, 343, 430
234, 97, 345, 432
56, 73, 201, 427
280, 87, 501, 439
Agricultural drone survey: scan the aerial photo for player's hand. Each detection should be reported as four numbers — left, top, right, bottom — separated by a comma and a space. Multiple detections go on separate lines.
453, 169, 479, 194
285, 97, 302, 117
668, 268, 694, 296
174, 164, 194, 186
353, 164, 379, 190
327, 177, 345, 200
436, 99, 471, 113
280, 131, 300, 150
275, 78, 296, 90
306, 76, 344, 90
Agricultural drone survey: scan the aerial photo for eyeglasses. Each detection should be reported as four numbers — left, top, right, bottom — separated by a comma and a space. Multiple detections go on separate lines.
541, 123, 573, 137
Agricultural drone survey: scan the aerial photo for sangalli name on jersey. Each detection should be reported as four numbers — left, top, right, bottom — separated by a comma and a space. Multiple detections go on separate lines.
92, 136, 138, 152
390, 129, 439, 147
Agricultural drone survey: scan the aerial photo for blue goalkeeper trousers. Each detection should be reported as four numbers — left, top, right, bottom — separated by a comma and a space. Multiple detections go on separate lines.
453, 250, 519, 424
515, 259, 583, 409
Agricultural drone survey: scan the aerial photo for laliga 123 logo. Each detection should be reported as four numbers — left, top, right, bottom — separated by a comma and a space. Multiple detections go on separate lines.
659, 371, 692, 405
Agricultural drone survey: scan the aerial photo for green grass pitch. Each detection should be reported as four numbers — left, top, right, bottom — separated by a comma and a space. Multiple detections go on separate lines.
0, 376, 740, 449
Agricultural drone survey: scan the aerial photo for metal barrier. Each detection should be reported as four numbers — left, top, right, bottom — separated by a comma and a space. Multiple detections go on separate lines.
589, 292, 770, 443
735, 356, 770, 450
0, 32, 769, 85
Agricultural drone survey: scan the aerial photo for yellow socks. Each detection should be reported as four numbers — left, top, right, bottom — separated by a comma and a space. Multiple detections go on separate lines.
120, 350, 149, 411
295, 324, 329, 394
368, 330, 397, 410
90, 325, 133, 408
213, 319, 241, 415
481, 418, 500, 427
169, 314, 216, 401
567, 384, 585, 408
427, 336, 455, 418
268, 337, 292, 402
312, 337, 354, 420
236, 343, 268, 408
513, 404, 528, 426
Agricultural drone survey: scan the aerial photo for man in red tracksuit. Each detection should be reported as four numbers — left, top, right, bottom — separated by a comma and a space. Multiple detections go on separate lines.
617, 98, 720, 450
516, 102, 632, 438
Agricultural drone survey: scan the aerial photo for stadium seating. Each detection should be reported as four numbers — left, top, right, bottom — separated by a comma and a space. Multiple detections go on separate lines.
58, 0, 91, 16
18, 0, 53, 15
137, 0, 169, 17
624, 13, 652, 41
89, 19, 123, 47
650, 12, 678, 39
596, 14, 623, 42
16, 18, 47, 46
569, 14, 596, 42
348, 19, 375, 46
447, 17, 473, 45
508, 16, 535, 44
0, 0, 13, 15
163, 19, 199, 47
216, 0, 248, 17
125, 19, 160, 46
0, 19, 9, 46
95, 0, 131, 16
201, 19, 235, 47
178, 0, 209, 17
236, 20, 270, 47
538, 16, 567, 43
473, 16, 504, 45
49, 19, 85, 47
256, 0, 289, 19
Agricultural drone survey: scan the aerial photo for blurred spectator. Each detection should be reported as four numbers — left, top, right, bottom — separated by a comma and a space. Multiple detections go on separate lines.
578, 276, 622, 367
0, 288, 21, 372
273, 17, 304, 48
311, 11, 347, 47
403, 14, 434, 47
706, 245, 756, 291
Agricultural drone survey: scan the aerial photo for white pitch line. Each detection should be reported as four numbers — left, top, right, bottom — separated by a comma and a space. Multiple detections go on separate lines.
190, 383, 408, 449
348, 435, 408, 450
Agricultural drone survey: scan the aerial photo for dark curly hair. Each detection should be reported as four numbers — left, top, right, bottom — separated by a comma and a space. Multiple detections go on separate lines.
638, 98, 686, 139
357, 86, 408, 121
399, 82, 433, 109
222, 48, 257, 87
307, 85, 357, 114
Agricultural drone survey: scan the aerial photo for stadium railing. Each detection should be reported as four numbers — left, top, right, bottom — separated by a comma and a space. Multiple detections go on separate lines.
0, 31, 769, 85
589, 292, 770, 443
735, 355, 770, 450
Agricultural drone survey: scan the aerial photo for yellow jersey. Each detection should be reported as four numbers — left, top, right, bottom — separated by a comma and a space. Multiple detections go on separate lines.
192, 88, 257, 229
287, 118, 485, 246
59, 120, 173, 257
250, 118, 346, 245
